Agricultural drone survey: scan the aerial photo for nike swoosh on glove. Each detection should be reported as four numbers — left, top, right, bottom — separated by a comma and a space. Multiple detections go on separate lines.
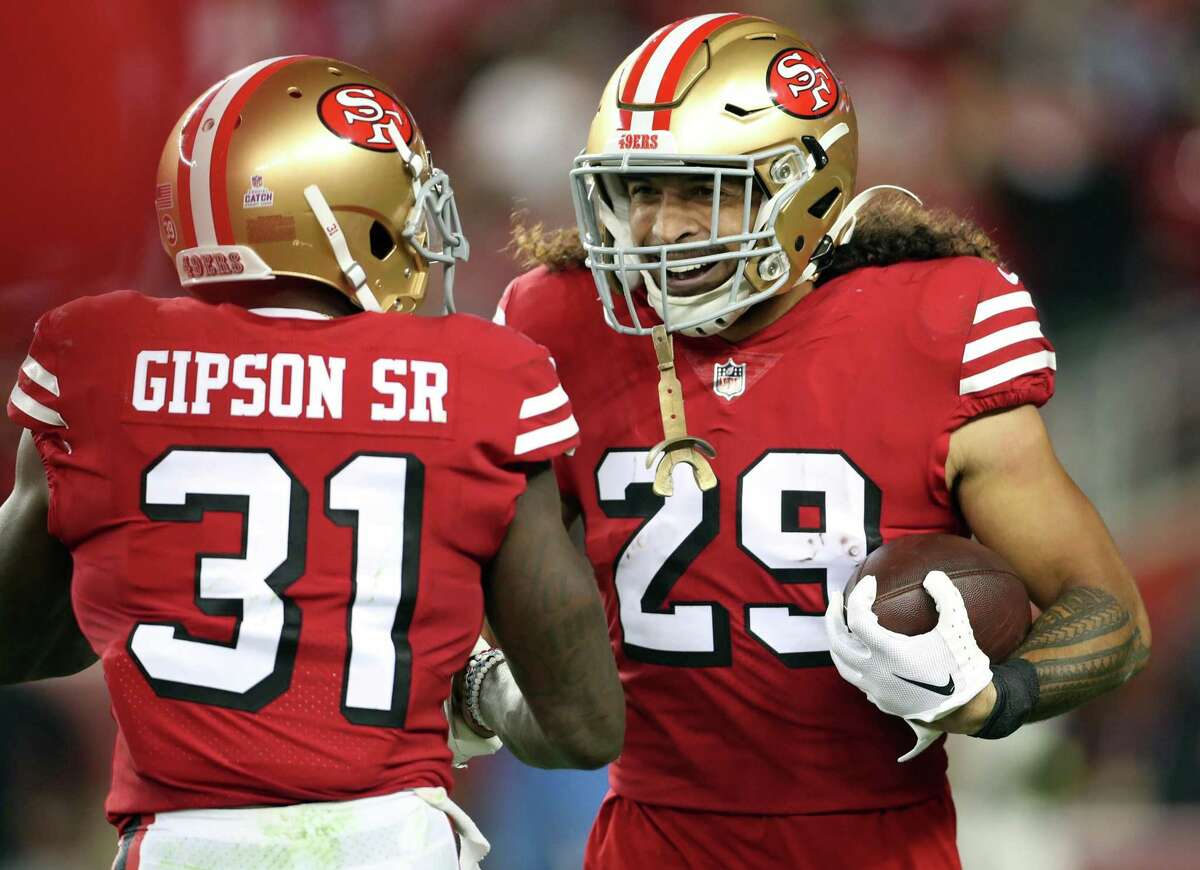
825, 570, 993, 762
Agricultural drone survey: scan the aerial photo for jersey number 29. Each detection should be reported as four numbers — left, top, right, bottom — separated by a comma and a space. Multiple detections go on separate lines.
596, 448, 881, 668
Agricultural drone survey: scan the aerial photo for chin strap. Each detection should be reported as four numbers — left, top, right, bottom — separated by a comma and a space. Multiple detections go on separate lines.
798, 184, 923, 284
303, 184, 382, 312
304, 117, 440, 315
645, 325, 717, 496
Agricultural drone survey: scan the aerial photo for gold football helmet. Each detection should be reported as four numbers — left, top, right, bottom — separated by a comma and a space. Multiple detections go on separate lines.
571, 14, 858, 335
156, 55, 468, 313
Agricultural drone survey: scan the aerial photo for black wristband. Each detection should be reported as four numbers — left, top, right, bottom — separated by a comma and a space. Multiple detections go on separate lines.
972, 658, 1040, 740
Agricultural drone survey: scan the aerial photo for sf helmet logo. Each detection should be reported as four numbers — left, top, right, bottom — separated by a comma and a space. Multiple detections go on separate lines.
318, 85, 415, 152
767, 48, 839, 119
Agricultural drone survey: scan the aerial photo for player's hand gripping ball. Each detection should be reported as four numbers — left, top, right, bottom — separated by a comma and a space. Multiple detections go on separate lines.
825, 535, 1031, 759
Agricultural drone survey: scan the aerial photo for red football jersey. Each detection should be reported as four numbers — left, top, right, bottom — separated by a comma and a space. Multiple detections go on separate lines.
497, 256, 1055, 815
6, 291, 578, 827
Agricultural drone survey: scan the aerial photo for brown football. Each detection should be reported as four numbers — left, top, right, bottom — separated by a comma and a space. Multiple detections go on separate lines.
844, 534, 1031, 663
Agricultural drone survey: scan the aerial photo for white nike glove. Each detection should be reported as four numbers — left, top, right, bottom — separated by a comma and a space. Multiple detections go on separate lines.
825, 571, 993, 761
898, 720, 942, 763
445, 638, 503, 768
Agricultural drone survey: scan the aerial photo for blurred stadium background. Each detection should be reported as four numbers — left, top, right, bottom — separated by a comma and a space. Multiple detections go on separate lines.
0, 0, 1197, 867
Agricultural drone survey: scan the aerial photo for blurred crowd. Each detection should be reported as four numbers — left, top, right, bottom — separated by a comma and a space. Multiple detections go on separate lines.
1, 1, 1198, 867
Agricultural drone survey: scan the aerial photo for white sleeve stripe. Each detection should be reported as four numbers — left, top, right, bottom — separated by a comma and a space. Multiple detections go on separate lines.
21, 355, 60, 396
491, 306, 506, 326
972, 291, 1033, 324
9, 384, 67, 427
959, 351, 1057, 395
513, 415, 579, 456
519, 384, 569, 419
962, 321, 1044, 363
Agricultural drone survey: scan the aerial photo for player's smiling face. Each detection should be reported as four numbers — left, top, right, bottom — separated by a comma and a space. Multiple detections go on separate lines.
625, 174, 761, 298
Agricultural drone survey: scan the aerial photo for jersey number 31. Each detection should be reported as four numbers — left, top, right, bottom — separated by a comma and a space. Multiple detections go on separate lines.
128, 447, 420, 726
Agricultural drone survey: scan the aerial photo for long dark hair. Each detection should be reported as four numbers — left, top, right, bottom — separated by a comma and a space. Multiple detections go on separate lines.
509, 192, 1002, 280
815, 190, 1000, 285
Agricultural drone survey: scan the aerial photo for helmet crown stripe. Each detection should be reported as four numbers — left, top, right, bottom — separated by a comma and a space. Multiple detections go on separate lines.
188, 56, 302, 247
651, 13, 744, 130
175, 81, 223, 250
619, 22, 678, 128
617, 13, 745, 134
208, 56, 306, 245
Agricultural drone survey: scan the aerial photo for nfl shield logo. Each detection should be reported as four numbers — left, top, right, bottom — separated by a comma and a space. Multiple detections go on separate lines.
713, 359, 747, 401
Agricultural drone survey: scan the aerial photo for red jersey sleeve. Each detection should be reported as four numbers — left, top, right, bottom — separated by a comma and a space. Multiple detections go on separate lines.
493, 273, 580, 458
492, 271, 590, 508
6, 308, 71, 437
502, 352, 579, 465
6, 303, 84, 540
476, 318, 579, 466
949, 262, 1056, 428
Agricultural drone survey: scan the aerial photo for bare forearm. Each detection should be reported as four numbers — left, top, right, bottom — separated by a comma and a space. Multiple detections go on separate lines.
482, 466, 624, 767
477, 662, 582, 769
946, 406, 1151, 732
1015, 585, 1149, 721
485, 589, 624, 769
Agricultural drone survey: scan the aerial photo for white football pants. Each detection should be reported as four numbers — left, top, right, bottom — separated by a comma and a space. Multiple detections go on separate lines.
111, 787, 489, 870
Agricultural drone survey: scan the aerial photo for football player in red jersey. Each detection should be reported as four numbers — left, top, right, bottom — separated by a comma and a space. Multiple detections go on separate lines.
0, 56, 623, 870
491, 14, 1151, 869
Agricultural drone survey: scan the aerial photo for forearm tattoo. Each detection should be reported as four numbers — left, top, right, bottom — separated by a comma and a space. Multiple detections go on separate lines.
481, 490, 622, 768
1015, 586, 1149, 721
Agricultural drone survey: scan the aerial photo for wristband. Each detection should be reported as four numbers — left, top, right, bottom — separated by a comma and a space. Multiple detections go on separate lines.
972, 658, 1040, 740
463, 648, 506, 735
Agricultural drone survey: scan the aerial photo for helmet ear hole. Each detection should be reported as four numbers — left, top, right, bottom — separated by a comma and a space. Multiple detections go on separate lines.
793, 235, 805, 251
808, 188, 841, 219
370, 221, 397, 259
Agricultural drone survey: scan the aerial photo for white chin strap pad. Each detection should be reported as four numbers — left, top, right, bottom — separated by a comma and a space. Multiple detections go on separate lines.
303, 184, 382, 312
642, 268, 750, 336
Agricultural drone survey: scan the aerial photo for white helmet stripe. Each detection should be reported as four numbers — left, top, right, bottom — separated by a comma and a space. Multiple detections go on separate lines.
618, 22, 676, 131
625, 13, 741, 134
632, 13, 732, 104
189, 56, 298, 247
